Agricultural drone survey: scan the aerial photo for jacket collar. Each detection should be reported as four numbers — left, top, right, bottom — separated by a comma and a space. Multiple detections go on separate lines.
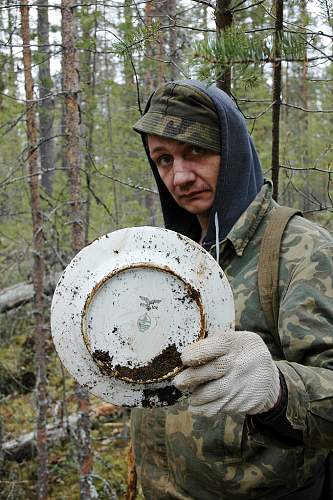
222, 181, 273, 256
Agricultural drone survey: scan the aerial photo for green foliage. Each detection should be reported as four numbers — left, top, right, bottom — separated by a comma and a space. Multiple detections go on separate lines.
50, 24, 60, 34
193, 26, 307, 81
112, 22, 161, 59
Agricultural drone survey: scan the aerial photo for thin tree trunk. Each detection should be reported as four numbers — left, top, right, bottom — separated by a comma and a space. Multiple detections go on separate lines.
61, 0, 84, 253
61, 1, 94, 497
215, 0, 232, 94
20, 2, 48, 498
104, 52, 119, 227
301, 59, 310, 210
168, 0, 178, 81
144, 0, 154, 92
299, 0, 310, 210
80, 4, 98, 244
0, 11, 5, 111
282, 60, 289, 162
271, 0, 283, 202
6, 0, 16, 92
0, 55, 4, 111
127, 442, 137, 500
203, 4, 208, 43
282, 63, 292, 207
0, 417, 4, 479
37, 0, 55, 196
156, 1, 166, 84
144, 0, 159, 225
124, 0, 134, 86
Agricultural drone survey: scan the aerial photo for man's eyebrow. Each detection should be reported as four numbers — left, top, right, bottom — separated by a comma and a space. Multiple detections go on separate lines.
149, 146, 168, 155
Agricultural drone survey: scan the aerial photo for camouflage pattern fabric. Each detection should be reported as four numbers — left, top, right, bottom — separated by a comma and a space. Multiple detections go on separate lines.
133, 83, 221, 153
131, 182, 333, 499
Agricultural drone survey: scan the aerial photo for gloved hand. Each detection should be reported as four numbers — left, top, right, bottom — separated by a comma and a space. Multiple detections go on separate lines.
174, 330, 281, 417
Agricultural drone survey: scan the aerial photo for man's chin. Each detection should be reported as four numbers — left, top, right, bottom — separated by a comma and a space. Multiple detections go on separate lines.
178, 201, 212, 217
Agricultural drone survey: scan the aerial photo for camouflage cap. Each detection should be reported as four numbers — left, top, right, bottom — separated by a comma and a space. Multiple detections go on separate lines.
133, 82, 221, 153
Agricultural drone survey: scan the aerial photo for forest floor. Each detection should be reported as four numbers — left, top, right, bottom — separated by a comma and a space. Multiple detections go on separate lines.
0, 328, 144, 499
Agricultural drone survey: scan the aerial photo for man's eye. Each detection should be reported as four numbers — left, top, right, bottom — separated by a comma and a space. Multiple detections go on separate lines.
156, 154, 173, 167
191, 146, 204, 155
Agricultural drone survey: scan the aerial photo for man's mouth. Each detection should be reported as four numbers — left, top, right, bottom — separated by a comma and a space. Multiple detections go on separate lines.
180, 189, 211, 199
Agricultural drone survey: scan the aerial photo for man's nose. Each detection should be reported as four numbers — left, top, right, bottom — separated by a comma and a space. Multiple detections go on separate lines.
173, 160, 195, 188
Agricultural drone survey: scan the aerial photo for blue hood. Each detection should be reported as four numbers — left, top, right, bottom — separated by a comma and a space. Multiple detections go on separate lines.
141, 80, 264, 247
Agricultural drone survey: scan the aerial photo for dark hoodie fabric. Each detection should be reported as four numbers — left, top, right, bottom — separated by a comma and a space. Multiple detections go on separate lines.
139, 80, 264, 247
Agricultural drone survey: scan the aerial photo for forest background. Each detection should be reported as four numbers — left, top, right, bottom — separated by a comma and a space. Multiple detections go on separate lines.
0, 0, 332, 498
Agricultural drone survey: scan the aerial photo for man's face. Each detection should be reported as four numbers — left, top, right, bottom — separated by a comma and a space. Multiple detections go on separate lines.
148, 135, 220, 218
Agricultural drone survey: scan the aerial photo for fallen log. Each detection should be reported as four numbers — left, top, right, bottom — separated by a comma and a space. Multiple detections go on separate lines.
0, 271, 62, 313
3, 413, 79, 462
3, 404, 124, 462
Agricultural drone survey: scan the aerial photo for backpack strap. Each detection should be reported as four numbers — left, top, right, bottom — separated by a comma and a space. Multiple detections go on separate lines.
258, 206, 302, 348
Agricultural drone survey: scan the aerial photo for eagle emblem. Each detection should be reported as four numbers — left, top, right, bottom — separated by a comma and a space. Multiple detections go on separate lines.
139, 296, 162, 311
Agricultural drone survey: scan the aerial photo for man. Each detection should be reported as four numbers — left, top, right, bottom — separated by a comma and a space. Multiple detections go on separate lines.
130, 80, 333, 499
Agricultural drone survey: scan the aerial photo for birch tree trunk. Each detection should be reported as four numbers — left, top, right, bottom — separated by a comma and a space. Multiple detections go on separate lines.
61, 1, 94, 497
271, 0, 283, 202
215, 0, 232, 94
37, 0, 55, 195
20, 2, 48, 498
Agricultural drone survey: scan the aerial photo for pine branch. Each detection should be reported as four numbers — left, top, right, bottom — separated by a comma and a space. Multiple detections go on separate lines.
194, 26, 309, 67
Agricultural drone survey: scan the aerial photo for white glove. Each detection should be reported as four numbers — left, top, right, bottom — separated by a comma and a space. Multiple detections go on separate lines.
174, 330, 281, 417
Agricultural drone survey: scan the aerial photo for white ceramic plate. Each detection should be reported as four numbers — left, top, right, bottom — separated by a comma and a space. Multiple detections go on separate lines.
51, 226, 234, 407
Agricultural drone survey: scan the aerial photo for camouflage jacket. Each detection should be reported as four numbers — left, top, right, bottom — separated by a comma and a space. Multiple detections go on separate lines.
131, 183, 333, 499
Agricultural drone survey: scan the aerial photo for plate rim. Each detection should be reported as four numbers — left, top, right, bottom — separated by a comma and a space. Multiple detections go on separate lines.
51, 225, 235, 407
